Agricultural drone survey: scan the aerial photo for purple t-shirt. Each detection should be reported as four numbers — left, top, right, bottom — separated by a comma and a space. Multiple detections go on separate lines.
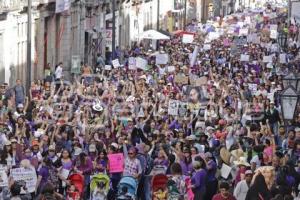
38, 166, 49, 188
191, 169, 207, 190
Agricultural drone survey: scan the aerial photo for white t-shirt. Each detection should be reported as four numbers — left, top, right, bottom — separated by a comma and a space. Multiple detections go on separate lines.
55, 66, 63, 79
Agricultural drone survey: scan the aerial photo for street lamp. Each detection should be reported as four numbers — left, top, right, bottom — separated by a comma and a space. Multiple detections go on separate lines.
277, 31, 287, 50
280, 86, 299, 121
282, 73, 300, 92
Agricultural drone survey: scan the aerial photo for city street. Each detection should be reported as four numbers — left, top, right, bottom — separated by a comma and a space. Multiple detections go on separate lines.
0, 0, 300, 200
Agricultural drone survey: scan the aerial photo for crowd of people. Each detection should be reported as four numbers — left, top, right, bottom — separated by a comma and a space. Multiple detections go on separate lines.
0, 3, 300, 200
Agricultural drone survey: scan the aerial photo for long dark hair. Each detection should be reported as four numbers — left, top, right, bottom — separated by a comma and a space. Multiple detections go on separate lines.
246, 173, 272, 200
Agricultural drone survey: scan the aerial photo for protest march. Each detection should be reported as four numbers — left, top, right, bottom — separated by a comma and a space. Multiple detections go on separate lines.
0, 2, 300, 200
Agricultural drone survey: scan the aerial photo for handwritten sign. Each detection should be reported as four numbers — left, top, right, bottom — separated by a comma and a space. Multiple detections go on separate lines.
108, 153, 124, 173
156, 54, 169, 65
221, 163, 232, 179
178, 101, 188, 117
168, 100, 179, 116
182, 34, 194, 43
0, 165, 8, 187
174, 75, 189, 85
248, 83, 258, 94
239, 28, 248, 36
279, 53, 286, 64
240, 54, 250, 62
167, 66, 175, 72
128, 57, 136, 70
112, 59, 120, 68
104, 65, 112, 70
136, 57, 148, 70
10, 167, 37, 193
270, 30, 277, 39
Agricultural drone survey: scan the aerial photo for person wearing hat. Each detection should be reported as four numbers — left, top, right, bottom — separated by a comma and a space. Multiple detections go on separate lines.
204, 151, 218, 200
47, 145, 58, 164
179, 148, 193, 176
264, 100, 281, 138
190, 157, 207, 200
233, 170, 253, 200
31, 140, 43, 162
233, 157, 250, 186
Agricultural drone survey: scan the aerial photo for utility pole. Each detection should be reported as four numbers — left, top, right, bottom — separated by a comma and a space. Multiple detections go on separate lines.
26, 0, 32, 95
112, 0, 116, 59
157, 0, 160, 30
183, 0, 187, 30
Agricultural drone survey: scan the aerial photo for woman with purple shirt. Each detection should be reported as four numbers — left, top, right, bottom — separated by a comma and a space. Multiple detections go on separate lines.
180, 148, 193, 176
190, 157, 207, 200
73, 152, 93, 199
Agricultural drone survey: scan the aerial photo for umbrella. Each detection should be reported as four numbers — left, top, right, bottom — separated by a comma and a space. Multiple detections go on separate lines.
139, 29, 170, 40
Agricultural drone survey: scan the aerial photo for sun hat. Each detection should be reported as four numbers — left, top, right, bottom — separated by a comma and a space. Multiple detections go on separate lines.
5, 141, 11, 146
220, 147, 231, 165
233, 157, 250, 167
48, 145, 55, 151
231, 148, 244, 160
92, 103, 103, 112
17, 104, 24, 108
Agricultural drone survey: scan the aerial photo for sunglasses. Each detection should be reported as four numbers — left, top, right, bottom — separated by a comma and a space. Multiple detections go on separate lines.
128, 152, 134, 155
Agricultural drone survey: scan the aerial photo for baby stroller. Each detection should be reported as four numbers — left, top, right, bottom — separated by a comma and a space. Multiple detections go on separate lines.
90, 174, 110, 200
116, 176, 138, 200
66, 173, 85, 200
152, 174, 168, 200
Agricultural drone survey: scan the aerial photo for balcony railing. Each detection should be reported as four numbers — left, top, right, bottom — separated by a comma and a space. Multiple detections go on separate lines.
0, 0, 26, 12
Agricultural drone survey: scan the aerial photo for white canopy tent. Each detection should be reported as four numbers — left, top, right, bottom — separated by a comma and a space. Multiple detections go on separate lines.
139, 29, 170, 40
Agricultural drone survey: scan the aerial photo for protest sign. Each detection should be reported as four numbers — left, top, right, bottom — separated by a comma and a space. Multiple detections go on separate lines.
136, 57, 148, 70
10, 167, 37, 193
263, 55, 272, 63
71, 55, 81, 74
128, 57, 136, 70
279, 53, 286, 64
190, 46, 199, 67
240, 54, 250, 62
233, 37, 247, 46
174, 75, 189, 85
178, 101, 188, 117
0, 165, 8, 187
168, 100, 179, 116
248, 83, 258, 94
104, 65, 112, 71
190, 76, 208, 86
270, 30, 278, 39
223, 38, 230, 47
182, 34, 194, 43
156, 54, 169, 65
167, 66, 175, 72
108, 153, 124, 173
203, 44, 211, 51
112, 59, 121, 68
237, 21, 244, 28
269, 24, 278, 31
239, 28, 248, 36
220, 163, 232, 179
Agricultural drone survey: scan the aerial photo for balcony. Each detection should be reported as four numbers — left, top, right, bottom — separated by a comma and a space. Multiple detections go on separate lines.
0, 0, 26, 13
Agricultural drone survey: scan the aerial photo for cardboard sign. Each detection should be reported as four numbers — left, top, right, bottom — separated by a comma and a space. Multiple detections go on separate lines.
112, 59, 121, 68
240, 54, 250, 62
221, 163, 232, 179
156, 54, 169, 65
190, 76, 208, 86
0, 165, 8, 187
279, 53, 286, 64
10, 167, 37, 193
128, 57, 136, 70
270, 30, 278, 39
136, 57, 148, 70
174, 75, 189, 85
108, 153, 124, 173
168, 100, 179, 116
182, 34, 194, 43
